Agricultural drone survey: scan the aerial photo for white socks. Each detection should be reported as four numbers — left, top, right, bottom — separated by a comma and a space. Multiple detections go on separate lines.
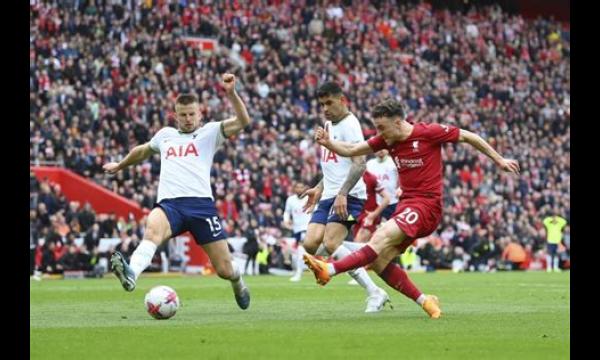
129, 240, 158, 280
230, 261, 245, 293
343, 241, 367, 251
331, 245, 379, 295
295, 245, 306, 276
315, 243, 330, 256
416, 294, 426, 305
327, 263, 336, 275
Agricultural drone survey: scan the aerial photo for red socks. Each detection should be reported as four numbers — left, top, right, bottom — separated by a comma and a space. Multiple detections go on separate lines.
332, 245, 378, 273
330, 246, 423, 303
378, 262, 422, 301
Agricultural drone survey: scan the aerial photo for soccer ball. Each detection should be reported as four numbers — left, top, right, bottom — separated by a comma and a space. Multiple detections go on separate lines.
144, 285, 180, 320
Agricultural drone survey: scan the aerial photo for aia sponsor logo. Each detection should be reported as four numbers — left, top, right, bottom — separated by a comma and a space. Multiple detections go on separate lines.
321, 147, 338, 163
165, 143, 199, 159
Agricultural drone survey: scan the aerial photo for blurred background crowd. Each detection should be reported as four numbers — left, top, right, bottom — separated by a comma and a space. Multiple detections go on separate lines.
30, 0, 569, 275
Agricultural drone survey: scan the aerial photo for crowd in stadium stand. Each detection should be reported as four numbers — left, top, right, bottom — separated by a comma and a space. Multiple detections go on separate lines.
29, 1, 570, 274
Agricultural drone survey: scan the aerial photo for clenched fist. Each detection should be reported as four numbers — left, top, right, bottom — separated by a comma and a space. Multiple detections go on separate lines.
222, 73, 236, 94
314, 126, 331, 147
103, 162, 121, 174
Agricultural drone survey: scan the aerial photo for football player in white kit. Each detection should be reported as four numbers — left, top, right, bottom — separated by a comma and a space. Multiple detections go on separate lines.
103, 74, 252, 310
366, 149, 402, 220
283, 181, 312, 282
301, 82, 390, 313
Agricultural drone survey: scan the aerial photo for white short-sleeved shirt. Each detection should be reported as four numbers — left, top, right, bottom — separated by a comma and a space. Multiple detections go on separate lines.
319, 113, 367, 200
283, 194, 311, 234
367, 156, 399, 205
149, 122, 224, 202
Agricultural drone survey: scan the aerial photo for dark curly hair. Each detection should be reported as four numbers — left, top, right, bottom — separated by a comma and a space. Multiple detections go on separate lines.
316, 82, 343, 98
372, 99, 406, 119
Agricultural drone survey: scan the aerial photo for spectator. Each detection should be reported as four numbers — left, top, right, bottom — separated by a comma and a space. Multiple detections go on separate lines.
84, 223, 102, 253
242, 219, 260, 276
500, 238, 528, 271
257, 242, 270, 275
78, 202, 96, 232
58, 244, 90, 272
114, 231, 138, 262
30, 211, 38, 275
41, 241, 59, 274
542, 210, 567, 272
100, 213, 118, 238
53, 213, 71, 238
469, 235, 499, 272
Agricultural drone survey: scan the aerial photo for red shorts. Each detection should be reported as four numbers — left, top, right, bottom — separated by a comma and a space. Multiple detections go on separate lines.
391, 197, 442, 253
352, 211, 382, 237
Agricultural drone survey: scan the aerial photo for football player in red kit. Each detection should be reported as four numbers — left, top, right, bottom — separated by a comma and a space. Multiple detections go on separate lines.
353, 171, 391, 244
304, 99, 520, 318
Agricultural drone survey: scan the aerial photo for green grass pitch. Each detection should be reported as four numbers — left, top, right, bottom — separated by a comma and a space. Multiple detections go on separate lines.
30, 271, 569, 359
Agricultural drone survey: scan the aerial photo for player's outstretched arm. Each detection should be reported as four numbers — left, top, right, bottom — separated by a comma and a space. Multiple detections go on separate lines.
221, 73, 251, 137
314, 126, 373, 157
103, 143, 154, 174
458, 129, 520, 174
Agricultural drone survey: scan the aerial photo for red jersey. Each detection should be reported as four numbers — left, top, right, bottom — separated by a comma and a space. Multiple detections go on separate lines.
367, 123, 460, 199
363, 171, 383, 212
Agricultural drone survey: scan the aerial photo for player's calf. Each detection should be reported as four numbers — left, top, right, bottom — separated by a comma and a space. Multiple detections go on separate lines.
214, 262, 236, 280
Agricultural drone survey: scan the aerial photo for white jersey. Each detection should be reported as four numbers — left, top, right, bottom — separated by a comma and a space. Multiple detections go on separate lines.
320, 113, 367, 200
283, 194, 311, 234
367, 156, 399, 205
149, 122, 224, 202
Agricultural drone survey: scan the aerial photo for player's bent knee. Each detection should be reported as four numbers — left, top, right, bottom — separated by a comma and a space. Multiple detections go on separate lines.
323, 237, 341, 254
355, 229, 372, 243
302, 241, 317, 254
142, 226, 165, 245
303, 235, 321, 255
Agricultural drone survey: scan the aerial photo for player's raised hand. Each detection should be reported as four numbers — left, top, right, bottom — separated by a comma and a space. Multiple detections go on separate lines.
300, 187, 321, 213
103, 162, 121, 174
314, 126, 330, 146
497, 158, 520, 175
222, 73, 236, 94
